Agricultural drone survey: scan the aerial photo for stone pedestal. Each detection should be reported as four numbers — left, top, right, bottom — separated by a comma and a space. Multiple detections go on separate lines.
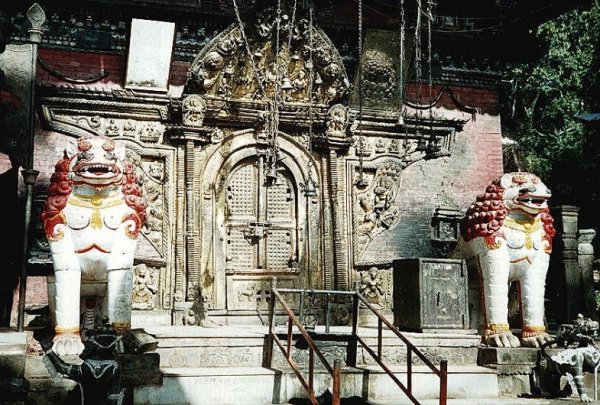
578, 229, 597, 318
393, 258, 468, 331
116, 352, 162, 386
0, 330, 27, 399
478, 347, 546, 397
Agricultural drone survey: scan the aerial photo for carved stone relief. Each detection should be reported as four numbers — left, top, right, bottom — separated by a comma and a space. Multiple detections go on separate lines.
359, 267, 384, 306
186, 8, 349, 104
354, 160, 403, 261
361, 49, 396, 105
126, 149, 166, 259
325, 104, 349, 138
132, 263, 159, 310
51, 114, 166, 144
182, 94, 207, 127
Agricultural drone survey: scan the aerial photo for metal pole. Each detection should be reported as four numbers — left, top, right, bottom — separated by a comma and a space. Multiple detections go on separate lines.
332, 359, 341, 405
17, 3, 44, 332
439, 359, 448, 405
265, 276, 278, 367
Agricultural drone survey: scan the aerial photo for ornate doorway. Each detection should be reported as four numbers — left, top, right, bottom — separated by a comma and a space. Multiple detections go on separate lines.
224, 157, 299, 273
199, 131, 320, 313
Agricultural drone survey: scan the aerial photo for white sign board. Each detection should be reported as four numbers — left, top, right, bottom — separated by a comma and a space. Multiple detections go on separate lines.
125, 18, 175, 92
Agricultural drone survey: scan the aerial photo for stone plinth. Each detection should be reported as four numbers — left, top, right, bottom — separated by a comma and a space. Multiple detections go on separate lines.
0, 330, 28, 401
116, 352, 162, 386
478, 347, 564, 398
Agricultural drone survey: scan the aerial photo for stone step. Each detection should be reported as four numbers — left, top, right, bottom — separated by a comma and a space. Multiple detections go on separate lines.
145, 325, 481, 368
0, 330, 29, 401
369, 399, 552, 405
134, 364, 499, 405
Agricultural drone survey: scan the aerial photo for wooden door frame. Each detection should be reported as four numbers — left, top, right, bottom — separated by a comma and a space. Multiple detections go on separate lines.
198, 129, 321, 311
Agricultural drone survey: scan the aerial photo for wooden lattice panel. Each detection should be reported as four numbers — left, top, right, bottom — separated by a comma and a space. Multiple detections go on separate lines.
226, 163, 256, 218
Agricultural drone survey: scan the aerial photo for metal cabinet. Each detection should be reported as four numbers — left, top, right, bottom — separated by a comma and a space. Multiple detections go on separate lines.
393, 258, 468, 331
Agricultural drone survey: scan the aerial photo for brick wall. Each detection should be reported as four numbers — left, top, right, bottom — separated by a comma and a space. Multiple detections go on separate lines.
359, 107, 503, 262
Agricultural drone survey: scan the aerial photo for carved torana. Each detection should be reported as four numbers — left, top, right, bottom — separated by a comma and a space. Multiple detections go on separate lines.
186, 7, 349, 104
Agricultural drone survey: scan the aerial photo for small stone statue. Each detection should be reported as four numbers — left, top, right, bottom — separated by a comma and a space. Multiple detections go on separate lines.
537, 314, 600, 402
41, 319, 124, 405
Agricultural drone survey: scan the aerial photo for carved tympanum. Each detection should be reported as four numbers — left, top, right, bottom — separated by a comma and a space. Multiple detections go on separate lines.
186, 7, 349, 104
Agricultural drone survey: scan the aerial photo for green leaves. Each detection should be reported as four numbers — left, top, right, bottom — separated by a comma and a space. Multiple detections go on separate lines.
502, 3, 600, 207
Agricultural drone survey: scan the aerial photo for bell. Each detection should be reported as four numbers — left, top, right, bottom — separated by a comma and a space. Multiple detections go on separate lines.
302, 177, 318, 197
314, 74, 323, 85
265, 167, 279, 184
415, 129, 428, 152
281, 77, 293, 91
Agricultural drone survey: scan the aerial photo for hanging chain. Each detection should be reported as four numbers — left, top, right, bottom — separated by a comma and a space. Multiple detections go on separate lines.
414, 0, 422, 108
308, 7, 314, 148
265, 0, 283, 179
398, 0, 405, 123
427, 0, 433, 110
232, 0, 267, 98
286, 0, 298, 56
427, 0, 434, 146
305, 6, 316, 196
274, 0, 282, 94
356, 0, 366, 185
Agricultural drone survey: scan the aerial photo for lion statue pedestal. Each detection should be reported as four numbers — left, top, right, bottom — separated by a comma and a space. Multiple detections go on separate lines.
42, 137, 146, 356
460, 172, 556, 348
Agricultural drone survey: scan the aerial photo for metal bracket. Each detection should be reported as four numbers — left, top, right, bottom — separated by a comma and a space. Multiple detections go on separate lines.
243, 221, 272, 239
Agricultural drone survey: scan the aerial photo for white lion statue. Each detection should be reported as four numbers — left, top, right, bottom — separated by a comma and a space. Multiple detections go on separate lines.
460, 172, 556, 348
42, 137, 146, 355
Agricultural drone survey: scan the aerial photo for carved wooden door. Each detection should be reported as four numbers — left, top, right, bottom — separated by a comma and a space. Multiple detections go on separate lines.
224, 158, 298, 273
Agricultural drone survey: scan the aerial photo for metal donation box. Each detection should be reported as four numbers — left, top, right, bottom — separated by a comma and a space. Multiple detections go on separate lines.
393, 258, 468, 331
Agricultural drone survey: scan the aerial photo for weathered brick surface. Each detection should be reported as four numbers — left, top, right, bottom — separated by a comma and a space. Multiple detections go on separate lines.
360, 104, 502, 262
38, 48, 126, 88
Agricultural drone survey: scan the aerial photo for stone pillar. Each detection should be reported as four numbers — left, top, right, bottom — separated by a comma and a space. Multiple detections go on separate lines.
320, 154, 334, 290
329, 149, 348, 290
578, 229, 596, 318
166, 122, 209, 325
552, 205, 580, 323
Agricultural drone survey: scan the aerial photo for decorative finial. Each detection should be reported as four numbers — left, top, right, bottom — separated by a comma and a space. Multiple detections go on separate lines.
27, 3, 46, 43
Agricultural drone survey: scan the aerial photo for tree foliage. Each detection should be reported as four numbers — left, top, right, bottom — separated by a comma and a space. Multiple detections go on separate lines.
502, 1, 600, 213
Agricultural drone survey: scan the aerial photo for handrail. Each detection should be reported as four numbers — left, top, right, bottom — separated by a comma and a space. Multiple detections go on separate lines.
265, 279, 341, 405
355, 293, 448, 405
266, 280, 448, 405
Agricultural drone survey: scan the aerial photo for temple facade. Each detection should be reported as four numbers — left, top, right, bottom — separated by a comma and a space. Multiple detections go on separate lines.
1, 1, 504, 327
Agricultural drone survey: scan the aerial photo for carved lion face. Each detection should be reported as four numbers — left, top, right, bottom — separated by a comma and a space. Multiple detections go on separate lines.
499, 172, 551, 216
66, 137, 125, 187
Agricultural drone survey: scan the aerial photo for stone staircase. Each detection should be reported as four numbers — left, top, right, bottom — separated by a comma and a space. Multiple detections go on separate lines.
6, 323, 595, 404
133, 325, 504, 404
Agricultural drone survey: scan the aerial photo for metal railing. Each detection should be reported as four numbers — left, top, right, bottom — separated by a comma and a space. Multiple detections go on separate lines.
264, 278, 342, 405
264, 278, 448, 405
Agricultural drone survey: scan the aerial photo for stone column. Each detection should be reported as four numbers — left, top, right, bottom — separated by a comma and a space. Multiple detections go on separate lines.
320, 154, 334, 290
552, 205, 580, 323
185, 139, 198, 300
578, 229, 596, 318
166, 121, 209, 325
